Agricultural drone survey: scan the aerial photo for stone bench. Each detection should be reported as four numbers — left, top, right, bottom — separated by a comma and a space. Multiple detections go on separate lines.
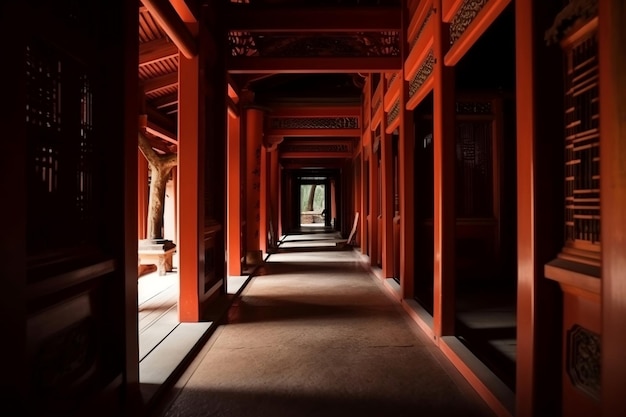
138, 239, 176, 276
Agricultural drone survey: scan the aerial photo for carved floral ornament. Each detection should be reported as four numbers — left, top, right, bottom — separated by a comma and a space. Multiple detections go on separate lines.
228, 31, 400, 58
450, 0, 489, 45
567, 325, 601, 400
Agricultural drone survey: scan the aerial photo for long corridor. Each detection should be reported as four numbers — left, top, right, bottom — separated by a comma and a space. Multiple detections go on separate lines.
153, 234, 495, 417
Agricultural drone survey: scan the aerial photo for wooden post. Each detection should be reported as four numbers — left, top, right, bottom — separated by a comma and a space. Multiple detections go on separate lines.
177, 51, 202, 322
368, 136, 379, 266
432, 1, 455, 336
269, 148, 280, 248
399, 6, 415, 299
381, 129, 394, 278
600, 1, 626, 415
245, 107, 264, 265
227, 110, 242, 276
259, 145, 269, 256
515, 0, 564, 415
360, 137, 370, 255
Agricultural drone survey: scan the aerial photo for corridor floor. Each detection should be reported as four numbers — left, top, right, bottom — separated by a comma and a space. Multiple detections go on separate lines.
153, 236, 495, 417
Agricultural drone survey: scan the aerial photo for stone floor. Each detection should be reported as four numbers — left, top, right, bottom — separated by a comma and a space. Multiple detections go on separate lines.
149, 235, 495, 417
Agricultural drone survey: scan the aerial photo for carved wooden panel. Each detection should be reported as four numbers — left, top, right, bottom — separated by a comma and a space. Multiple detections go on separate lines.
567, 325, 601, 400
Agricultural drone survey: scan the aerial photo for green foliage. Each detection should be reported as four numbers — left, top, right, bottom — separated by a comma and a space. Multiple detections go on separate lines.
300, 184, 325, 211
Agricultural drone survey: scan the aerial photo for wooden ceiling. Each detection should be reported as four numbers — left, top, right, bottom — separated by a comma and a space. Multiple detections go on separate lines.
138, 0, 402, 154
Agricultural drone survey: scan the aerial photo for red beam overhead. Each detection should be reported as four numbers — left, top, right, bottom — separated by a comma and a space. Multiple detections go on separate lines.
227, 57, 402, 73
139, 38, 179, 66
225, 6, 401, 32
142, 72, 178, 93
141, 0, 197, 58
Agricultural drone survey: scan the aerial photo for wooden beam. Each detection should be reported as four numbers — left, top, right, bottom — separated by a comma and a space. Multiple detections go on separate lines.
146, 121, 177, 145
141, 0, 197, 58
152, 92, 178, 109
444, 0, 511, 66
143, 72, 178, 93
225, 6, 401, 32
139, 38, 178, 66
227, 57, 402, 73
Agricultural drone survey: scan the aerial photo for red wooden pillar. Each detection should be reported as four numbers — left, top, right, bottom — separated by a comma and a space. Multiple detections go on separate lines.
259, 144, 269, 256
398, 108, 415, 298
360, 136, 370, 255
227, 109, 242, 276
600, 1, 626, 415
245, 108, 264, 264
432, 2, 455, 337
269, 147, 280, 247
368, 137, 379, 266
515, 0, 565, 415
178, 51, 202, 322
399, 9, 415, 299
380, 130, 394, 278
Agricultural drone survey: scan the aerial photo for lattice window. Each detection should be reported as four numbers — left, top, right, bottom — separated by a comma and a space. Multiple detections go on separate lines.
25, 40, 97, 259
563, 30, 600, 249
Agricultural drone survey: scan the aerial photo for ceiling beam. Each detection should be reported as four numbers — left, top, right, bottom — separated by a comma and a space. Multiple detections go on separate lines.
141, 0, 197, 58
151, 92, 179, 109
143, 72, 178, 93
146, 121, 177, 145
227, 57, 402, 74
139, 38, 179, 66
225, 6, 401, 32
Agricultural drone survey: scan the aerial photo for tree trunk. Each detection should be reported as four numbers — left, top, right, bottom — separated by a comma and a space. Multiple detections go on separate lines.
305, 184, 316, 211
138, 131, 177, 240
147, 166, 172, 239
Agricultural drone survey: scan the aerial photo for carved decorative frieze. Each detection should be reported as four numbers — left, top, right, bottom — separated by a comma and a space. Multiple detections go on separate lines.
450, 0, 489, 45
409, 50, 435, 98
567, 325, 601, 400
387, 99, 400, 125
269, 117, 359, 130
410, 7, 435, 49
280, 143, 351, 153
229, 31, 400, 58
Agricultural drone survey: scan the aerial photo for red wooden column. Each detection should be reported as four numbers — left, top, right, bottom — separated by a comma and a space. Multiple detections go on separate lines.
259, 144, 269, 256
178, 51, 202, 322
432, 2, 455, 337
600, 1, 626, 415
269, 146, 280, 247
245, 107, 264, 265
398, 106, 415, 298
368, 136, 379, 266
360, 134, 370, 255
515, 1, 565, 415
380, 130, 394, 278
227, 109, 242, 276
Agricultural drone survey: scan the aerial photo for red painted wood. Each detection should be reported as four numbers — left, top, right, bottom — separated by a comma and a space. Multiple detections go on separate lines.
600, 1, 626, 415
432, 2, 456, 337
227, 111, 242, 276
178, 53, 201, 322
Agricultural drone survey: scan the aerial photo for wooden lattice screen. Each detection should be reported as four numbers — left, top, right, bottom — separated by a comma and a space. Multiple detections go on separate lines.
26, 39, 98, 267
563, 26, 600, 252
